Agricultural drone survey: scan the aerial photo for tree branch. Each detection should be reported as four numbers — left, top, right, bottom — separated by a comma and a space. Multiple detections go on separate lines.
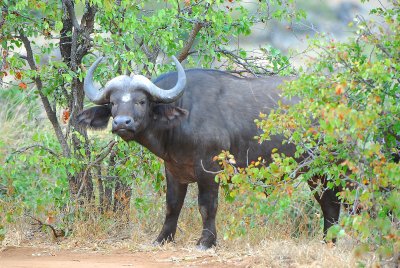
76, 1, 96, 61
18, 34, 71, 157
217, 49, 258, 76
26, 214, 65, 239
60, 1, 73, 64
0, 6, 8, 31
68, 0, 97, 146
178, 22, 203, 62
63, 0, 81, 31
77, 140, 118, 199
5, 144, 60, 164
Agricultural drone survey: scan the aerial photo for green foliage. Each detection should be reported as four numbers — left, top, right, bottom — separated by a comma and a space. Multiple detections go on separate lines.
217, 1, 399, 264
0, 130, 165, 231
91, 0, 304, 75
1, 0, 301, 225
2, 142, 69, 215
107, 140, 166, 216
215, 150, 320, 241
0, 88, 69, 228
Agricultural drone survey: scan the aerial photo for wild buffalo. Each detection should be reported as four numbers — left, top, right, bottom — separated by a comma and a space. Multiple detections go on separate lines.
77, 56, 340, 249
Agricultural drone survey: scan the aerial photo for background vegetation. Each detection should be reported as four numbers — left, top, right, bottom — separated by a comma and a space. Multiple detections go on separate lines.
0, 0, 398, 267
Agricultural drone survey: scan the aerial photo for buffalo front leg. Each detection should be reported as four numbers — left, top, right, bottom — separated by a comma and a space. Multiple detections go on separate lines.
197, 180, 219, 249
154, 170, 188, 245
317, 189, 341, 242
309, 180, 341, 242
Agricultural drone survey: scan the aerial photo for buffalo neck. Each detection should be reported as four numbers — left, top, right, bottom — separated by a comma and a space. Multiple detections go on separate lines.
133, 127, 172, 162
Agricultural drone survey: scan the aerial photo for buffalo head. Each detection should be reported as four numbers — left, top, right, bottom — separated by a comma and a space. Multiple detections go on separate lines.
77, 56, 187, 141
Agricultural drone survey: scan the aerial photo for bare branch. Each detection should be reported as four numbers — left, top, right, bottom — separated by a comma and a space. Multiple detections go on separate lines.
77, 140, 118, 199
26, 214, 64, 239
6, 144, 59, 162
217, 49, 258, 76
18, 34, 71, 157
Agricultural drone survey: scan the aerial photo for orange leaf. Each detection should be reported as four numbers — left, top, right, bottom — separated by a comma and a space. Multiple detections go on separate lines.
338, 51, 348, 60
286, 186, 293, 197
46, 216, 55, 224
62, 109, 70, 124
335, 84, 344, 95
18, 82, 27, 89
15, 71, 22, 80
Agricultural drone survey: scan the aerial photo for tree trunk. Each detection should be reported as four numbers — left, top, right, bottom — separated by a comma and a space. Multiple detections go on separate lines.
59, 0, 97, 203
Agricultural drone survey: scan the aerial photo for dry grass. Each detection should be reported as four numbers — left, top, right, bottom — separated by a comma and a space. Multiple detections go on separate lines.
1, 184, 359, 268
2, 213, 358, 268
0, 89, 47, 160
0, 105, 26, 157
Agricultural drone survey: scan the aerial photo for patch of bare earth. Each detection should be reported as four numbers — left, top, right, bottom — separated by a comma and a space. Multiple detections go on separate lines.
0, 246, 237, 268
0, 236, 356, 268
1, 244, 260, 268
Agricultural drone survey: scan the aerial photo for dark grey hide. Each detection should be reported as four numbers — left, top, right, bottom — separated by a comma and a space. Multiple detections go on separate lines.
77, 59, 341, 249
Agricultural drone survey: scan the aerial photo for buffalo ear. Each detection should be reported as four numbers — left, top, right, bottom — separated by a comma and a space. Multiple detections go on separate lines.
152, 104, 188, 129
76, 105, 111, 130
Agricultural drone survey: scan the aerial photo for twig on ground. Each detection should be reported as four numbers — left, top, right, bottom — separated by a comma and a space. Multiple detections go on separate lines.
26, 214, 64, 238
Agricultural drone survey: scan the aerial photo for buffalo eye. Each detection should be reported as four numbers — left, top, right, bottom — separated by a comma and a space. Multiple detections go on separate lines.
138, 100, 145, 105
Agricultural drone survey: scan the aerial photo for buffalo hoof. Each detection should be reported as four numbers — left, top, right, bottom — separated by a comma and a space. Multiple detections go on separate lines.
196, 244, 213, 251
153, 233, 174, 246
152, 237, 174, 247
196, 238, 216, 250
152, 240, 163, 247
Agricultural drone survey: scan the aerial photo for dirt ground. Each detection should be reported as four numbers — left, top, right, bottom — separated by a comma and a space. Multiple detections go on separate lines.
0, 236, 360, 268
0, 216, 357, 268
0, 246, 256, 268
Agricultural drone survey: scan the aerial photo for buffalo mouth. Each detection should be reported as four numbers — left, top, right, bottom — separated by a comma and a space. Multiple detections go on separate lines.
112, 128, 136, 141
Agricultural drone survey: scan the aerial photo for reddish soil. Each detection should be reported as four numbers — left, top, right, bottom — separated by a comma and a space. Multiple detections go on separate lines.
0, 246, 252, 268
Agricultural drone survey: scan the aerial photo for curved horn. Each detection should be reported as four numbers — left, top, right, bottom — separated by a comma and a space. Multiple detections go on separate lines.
141, 56, 186, 103
84, 57, 111, 105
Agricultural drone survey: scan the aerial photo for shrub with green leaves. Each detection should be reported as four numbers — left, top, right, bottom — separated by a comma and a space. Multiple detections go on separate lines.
217, 1, 399, 265
1, 0, 302, 227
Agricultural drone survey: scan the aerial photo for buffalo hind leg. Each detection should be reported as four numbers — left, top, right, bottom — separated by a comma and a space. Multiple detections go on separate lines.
154, 170, 188, 245
197, 180, 219, 249
309, 180, 341, 242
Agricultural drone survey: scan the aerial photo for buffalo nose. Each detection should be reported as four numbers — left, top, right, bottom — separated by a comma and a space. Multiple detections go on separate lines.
113, 115, 134, 128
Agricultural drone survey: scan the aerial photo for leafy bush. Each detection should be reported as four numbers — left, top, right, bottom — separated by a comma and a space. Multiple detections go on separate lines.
217, 1, 399, 265
0, 0, 302, 235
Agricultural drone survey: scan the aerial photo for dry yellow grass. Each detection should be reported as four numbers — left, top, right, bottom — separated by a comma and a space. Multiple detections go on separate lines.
2, 214, 358, 268
1, 182, 361, 268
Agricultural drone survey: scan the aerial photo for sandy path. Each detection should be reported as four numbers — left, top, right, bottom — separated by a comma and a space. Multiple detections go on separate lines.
0, 246, 250, 268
